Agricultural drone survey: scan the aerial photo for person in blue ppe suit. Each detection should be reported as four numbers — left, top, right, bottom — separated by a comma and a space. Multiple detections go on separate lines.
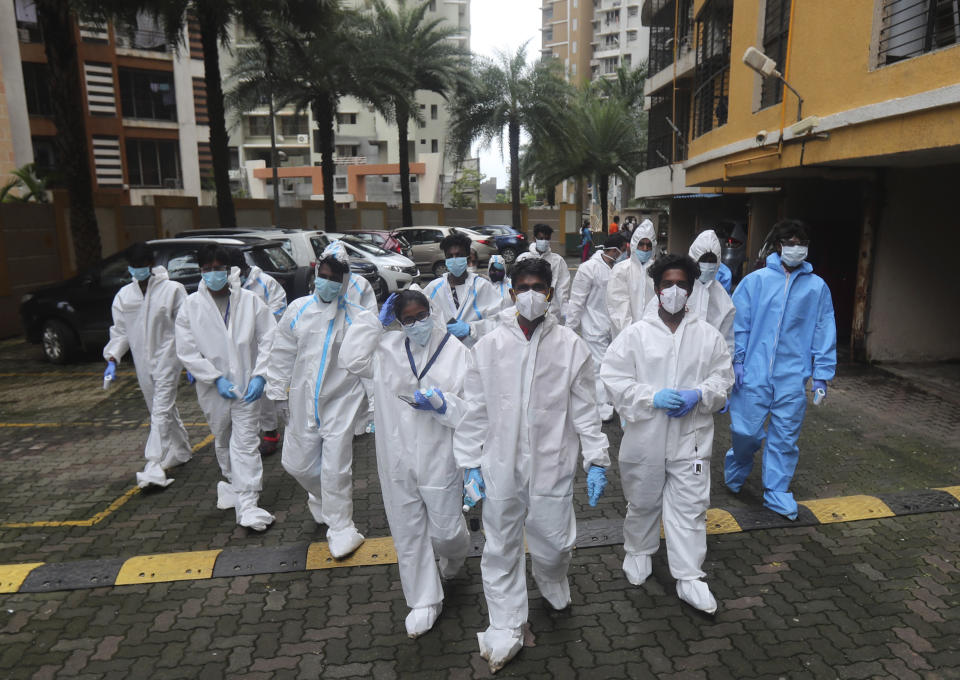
454, 257, 610, 673
724, 220, 837, 520
716, 263, 733, 293
422, 231, 501, 349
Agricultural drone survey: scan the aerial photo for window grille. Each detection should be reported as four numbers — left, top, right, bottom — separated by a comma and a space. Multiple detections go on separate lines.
878, 0, 960, 64
692, 0, 732, 138
646, 90, 690, 168
760, 0, 791, 108
647, 0, 695, 75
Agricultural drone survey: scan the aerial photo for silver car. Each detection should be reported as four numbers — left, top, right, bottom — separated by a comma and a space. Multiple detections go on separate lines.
393, 226, 496, 277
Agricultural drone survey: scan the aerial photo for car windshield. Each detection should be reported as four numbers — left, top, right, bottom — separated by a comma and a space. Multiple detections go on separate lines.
337, 235, 392, 256
248, 245, 297, 272
309, 234, 330, 258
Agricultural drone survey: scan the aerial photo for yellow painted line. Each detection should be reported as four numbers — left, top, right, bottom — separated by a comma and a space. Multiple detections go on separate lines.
706, 508, 742, 534
0, 433, 214, 529
0, 422, 209, 429
115, 549, 221, 586
801, 495, 895, 524
936, 486, 960, 502
0, 562, 44, 593
0, 372, 138, 377
306, 536, 398, 570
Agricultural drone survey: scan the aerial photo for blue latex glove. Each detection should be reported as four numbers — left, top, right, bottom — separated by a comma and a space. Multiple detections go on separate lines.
463, 467, 486, 509
413, 388, 447, 414
185, 371, 195, 385
103, 361, 117, 381
668, 389, 702, 418
653, 388, 684, 410
733, 362, 744, 391
243, 376, 266, 404
378, 292, 398, 327
447, 320, 470, 339
717, 398, 730, 414
812, 379, 827, 396
586, 465, 607, 507
216, 376, 237, 399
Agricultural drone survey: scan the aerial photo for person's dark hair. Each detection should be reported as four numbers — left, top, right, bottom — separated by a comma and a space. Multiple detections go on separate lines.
198, 244, 232, 268
228, 247, 250, 275
127, 242, 154, 267
316, 255, 350, 279
769, 219, 809, 245
603, 233, 626, 250
394, 289, 430, 320
439, 231, 473, 256
533, 223, 553, 239
582, 220, 590, 229
648, 253, 700, 288
613, 216, 620, 223
511, 256, 552, 287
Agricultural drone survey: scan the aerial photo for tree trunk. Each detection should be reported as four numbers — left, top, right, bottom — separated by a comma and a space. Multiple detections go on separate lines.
397, 101, 413, 228
508, 119, 521, 230
35, 0, 100, 270
313, 99, 338, 231
599, 174, 609, 235
197, 4, 236, 228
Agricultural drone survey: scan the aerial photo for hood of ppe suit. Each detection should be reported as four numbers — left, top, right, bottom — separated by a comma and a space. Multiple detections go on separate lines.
631, 220, 656, 251
245, 265, 263, 283
319, 242, 354, 297
150, 265, 171, 284
688, 230, 721, 263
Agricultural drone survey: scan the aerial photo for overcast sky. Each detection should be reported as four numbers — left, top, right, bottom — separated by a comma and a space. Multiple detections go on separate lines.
468, 1, 541, 188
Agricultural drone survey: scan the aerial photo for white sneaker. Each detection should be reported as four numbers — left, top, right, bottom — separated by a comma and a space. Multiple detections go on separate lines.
622, 553, 652, 586
327, 526, 365, 559
235, 492, 274, 532
136, 461, 174, 489
405, 604, 441, 638
676, 579, 718, 614
478, 626, 523, 674
216, 481, 237, 510
536, 577, 571, 610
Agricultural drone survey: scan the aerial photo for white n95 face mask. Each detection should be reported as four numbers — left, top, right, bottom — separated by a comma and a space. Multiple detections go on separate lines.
780, 245, 808, 266
404, 318, 433, 346
659, 286, 688, 314
698, 262, 719, 283
514, 290, 549, 320
535, 239, 550, 253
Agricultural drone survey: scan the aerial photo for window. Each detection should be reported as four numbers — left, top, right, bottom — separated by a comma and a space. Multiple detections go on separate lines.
126, 139, 182, 187
420, 139, 426, 145
648, 0, 695, 74
31, 137, 57, 178
431, 139, 438, 153
246, 115, 272, 137
760, 0, 791, 108
646, 89, 690, 168
623, 54, 632, 68
427, 0, 436, 10
334, 176, 348, 192
118, 68, 176, 120
692, 0, 733, 138
250, 245, 297, 272
430, 104, 438, 120
22, 62, 52, 116
336, 144, 359, 157
627, 30, 638, 42
878, 0, 960, 64
165, 250, 201, 283
629, 5, 639, 16
309, 235, 330, 257
337, 112, 357, 125
279, 115, 308, 137
544, 27, 553, 41
543, 5, 553, 20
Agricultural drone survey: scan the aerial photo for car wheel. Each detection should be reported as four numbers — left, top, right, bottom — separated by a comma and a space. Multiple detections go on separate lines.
41, 319, 77, 365
432, 261, 448, 277
501, 247, 518, 264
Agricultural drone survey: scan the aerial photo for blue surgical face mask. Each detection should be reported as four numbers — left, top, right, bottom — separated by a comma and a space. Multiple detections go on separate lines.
780, 245, 808, 267
634, 249, 653, 264
535, 239, 550, 253
202, 270, 229, 291
128, 266, 151, 281
404, 317, 434, 346
314, 277, 341, 302
445, 257, 468, 277
698, 262, 720, 283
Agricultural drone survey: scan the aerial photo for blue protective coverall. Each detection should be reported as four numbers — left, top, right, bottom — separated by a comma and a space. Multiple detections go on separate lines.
717, 263, 732, 293
723, 252, 836, 519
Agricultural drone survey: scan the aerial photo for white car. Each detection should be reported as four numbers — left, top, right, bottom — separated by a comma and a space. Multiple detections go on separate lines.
327, 234, 419, 294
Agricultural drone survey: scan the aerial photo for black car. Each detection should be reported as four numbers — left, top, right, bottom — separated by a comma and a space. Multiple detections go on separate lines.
20, 237, 312, 364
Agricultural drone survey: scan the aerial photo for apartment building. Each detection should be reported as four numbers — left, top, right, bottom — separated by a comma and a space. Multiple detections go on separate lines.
634, 0, 960, 362
590, 0, 649, 79
3, 0, 211, 205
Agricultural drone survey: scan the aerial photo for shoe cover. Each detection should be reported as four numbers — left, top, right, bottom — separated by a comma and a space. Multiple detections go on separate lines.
477, 626, 523, 673
216, 481, 237, 510
235, 491, 274, 532
306, 492, 324, 525
405, 603, 441, 638
438, 555, 465, 581
136, 461, 174, 489
536, 576, 571, 610
676, 579, 717, 614
763, 491, 799, 520
160, 449, 192, 470
327, 526, 365, 559
623, 553, 652, 586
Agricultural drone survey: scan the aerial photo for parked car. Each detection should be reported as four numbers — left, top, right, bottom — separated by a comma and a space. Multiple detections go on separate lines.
343, 230, 411, 258
392, 226, 495, 277
327, 234, 419, 296
468, 225, 528, 263
713, 220, 748, 284
457, 227, 499, 264
20, 237, 310, 364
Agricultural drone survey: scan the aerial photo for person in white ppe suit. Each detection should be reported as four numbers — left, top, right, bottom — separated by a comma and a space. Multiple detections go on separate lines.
454, 257, 611, 673
566, 233, 628, 422
527, 223, 571, 323
486, 254, 513, 311
231, 249, 289, 456
340, 289, 471, 638
175, 245, 276, 531
601, 254, 734, 614
687, 230, 736, 355
607, 219, 658, 339
422, 231, 501, 348
265, 242, 375, 558
103, 242, 192, 489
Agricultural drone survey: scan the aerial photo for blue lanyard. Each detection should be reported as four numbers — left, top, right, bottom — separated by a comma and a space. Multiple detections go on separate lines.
223, 298, 230, 327
405, 333, 451, 383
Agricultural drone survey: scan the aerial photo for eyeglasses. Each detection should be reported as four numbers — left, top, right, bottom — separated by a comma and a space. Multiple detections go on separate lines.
780, 239, 810, 247
400, 311, 430, 326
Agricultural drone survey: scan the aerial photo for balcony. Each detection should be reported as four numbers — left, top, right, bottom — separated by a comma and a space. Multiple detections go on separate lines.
334, 156, 367, 166
115, 28, 170, 54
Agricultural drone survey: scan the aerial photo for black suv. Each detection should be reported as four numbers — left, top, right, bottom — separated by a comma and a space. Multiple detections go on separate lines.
20, 237, 312, 364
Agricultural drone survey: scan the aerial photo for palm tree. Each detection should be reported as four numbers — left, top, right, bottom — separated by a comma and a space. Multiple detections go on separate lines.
368, 0, 468, 228
447, 45, 571, 230
0, 164, 50, 203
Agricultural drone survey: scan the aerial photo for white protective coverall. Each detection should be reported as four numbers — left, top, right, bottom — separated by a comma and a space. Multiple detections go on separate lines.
454, 309, 610, 660
687, 230, 736, 355
600, 302, 733, 588
265, 272, 377, 557
341, 312, 471, 632
566, 249, 617, 421
525, 242, 571, 323
606, 219, 657, 339
242, 266, 288, 432
175, 268, 276, 530
422, 271, 502, 348
104, 266, 192, 488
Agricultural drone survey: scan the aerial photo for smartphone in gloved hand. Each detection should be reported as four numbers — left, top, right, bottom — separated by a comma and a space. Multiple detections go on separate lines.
397, 394, 418, 408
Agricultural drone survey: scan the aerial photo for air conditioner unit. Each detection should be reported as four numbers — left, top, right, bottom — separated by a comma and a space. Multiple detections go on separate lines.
297, 134, 309, 144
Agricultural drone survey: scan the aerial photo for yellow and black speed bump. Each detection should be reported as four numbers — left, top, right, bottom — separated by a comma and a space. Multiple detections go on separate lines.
1, 485, 958, 594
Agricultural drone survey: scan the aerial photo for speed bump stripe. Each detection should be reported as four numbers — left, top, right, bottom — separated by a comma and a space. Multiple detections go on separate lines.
115, 549, 221, 585
21, 558, 126, 593
800, 495, 895, 524
706, 508, 742, 534
306, 537, 397, 570
936, 486, 960, 502
0, 563, 44, 593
